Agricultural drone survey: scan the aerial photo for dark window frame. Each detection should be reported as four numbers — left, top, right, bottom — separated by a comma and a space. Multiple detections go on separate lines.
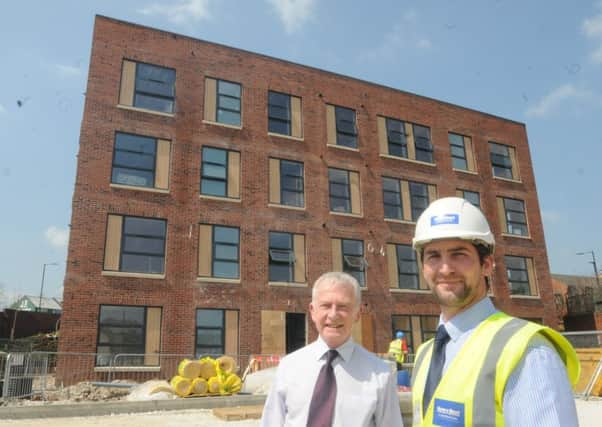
412, 123, 433, 163
269, 231, 295, 282
200, 146, 230, 198
96, 305, 148, 366
195, 308, 226, 357
420, 315, 439, 343
383, 177, 403, 220
133, 62, 176, 113
449, 133, 468, 171
503, 197, 528, 236
408, 181, 429, 221
459, 190, 481, 208
489, 142, 514, 179
216, 79, 242, 126
211, 225, 240, 279
385, 117, 408, 158
111, 132, 157, 189
280, 159, 304, 207
268, 91, 291, 135
505, 255, 531, 296
334, 106, 358, 149
119, 216, 166, 274
396, 244, 419, 290
341, 238, 366, 287
328, 168, 352, 213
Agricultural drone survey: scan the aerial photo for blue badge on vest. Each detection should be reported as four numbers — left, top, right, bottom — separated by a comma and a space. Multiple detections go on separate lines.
430, 214, 459, 226
433, 399, 464, 426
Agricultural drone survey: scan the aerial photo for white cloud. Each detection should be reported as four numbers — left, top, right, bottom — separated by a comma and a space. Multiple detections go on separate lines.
0, 104, 6, 113
54, 64, 81, 77
582, 7, 602, 64
44, 226, 69, 249
525, 84, 590, 118
357, 11, 432, 62
266, 0, 316, 34
138, 0, 211, 25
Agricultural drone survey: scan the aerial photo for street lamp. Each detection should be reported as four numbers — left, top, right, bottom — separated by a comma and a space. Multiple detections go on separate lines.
39, 262, 59, 312
576, 251, 600, 288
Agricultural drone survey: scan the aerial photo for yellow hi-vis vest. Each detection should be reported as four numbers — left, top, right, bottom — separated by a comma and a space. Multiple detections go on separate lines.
411, 312, 580, 427
389, 339, 405, 364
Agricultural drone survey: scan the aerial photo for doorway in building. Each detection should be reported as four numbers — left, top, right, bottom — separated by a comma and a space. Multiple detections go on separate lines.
286, 312, 306, 353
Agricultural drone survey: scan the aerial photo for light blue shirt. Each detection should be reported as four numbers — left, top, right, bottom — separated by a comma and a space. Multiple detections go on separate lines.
261, 336, 403, 427
440, 297, 578, 427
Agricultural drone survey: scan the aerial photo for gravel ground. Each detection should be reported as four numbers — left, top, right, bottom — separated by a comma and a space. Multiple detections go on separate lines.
0, 399, 599, 426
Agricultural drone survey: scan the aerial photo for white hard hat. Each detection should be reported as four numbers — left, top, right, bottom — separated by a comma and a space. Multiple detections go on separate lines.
412, 197, 495, 252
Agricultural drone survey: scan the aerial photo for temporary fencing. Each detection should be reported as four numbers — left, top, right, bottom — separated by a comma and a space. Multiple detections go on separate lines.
0, 351, 279, 401
562, 330, 602, 399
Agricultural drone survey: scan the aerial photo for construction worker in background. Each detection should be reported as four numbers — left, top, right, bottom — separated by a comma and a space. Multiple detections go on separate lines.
410, 197, 580, 426
388, 331, 408, 370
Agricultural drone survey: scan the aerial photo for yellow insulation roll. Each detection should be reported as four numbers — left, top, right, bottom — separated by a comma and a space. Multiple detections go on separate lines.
170, 375, 192, 397
177, 358, 202, 379
217, 355, 237, 374
190, 377, 208, 395
207, 376, 221, 394
199, 357, 217, 379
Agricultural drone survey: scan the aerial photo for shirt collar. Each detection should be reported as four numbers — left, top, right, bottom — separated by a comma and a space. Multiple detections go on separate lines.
313, 336, 355, 363
441, 297, 498, 341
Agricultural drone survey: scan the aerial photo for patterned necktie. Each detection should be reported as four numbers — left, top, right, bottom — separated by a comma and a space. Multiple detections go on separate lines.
307, 349, 338, 427
423, 325, 451, 414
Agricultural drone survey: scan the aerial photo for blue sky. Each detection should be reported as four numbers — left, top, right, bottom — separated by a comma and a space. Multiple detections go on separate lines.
1, 0, 602, 307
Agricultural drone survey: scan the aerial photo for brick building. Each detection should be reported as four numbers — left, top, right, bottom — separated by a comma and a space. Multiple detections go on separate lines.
59, 15, 555, 370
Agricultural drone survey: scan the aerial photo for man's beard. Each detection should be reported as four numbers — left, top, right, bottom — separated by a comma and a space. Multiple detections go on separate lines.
432, 280, 472, 308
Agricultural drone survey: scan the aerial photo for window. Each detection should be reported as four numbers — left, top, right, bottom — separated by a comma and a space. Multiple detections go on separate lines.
268, 91, 302, 138
497, 197, 529, 236
505, 256, 538, 296
409, 181, 430, 221
203, 78, 242, 126
449, 133, 475, 172
110, 133, 171, 190
335, 106, 358, 148
489, 142, 519, 180
196, 309, 224, 356
420, 316, 439, 342
377, 117, 434, 164
385, 118, 408, 158
386, 243, 428, 291
328, 168, 361, 214
269, 232, 306, 283
269, 159, 304, 207
195, 309, 240, 357
103, 215, 167, 275
382, 177, 402, 220
456, 189, 480, 208
383, 177, 436, 222
96, 305, 161, 366
396, 244, 420, 289
198, 225, 240, 279
342, 239, 366, 287
268, 91, 291, 135
119, 60, 175, 113
326, 105, 357, 148
200, 147, 240, 199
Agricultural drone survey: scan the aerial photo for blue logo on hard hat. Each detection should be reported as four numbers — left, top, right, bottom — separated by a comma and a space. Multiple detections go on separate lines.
430, 214, 459, 226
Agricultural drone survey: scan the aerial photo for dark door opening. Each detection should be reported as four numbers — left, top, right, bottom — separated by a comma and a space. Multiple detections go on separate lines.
285, 312, 306, 353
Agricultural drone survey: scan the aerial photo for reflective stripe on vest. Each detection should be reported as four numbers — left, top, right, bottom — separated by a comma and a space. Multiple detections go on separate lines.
411, 313, 580, 427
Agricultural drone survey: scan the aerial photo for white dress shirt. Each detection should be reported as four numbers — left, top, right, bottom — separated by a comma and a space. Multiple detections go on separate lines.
261, 336, 403, 427
441, 297, 578, 427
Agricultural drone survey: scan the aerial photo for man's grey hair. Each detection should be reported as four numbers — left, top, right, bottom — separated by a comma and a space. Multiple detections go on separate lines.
311, 271, 361, 309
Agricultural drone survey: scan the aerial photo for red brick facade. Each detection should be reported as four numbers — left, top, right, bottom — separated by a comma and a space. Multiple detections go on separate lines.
59, 16, 555, 361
